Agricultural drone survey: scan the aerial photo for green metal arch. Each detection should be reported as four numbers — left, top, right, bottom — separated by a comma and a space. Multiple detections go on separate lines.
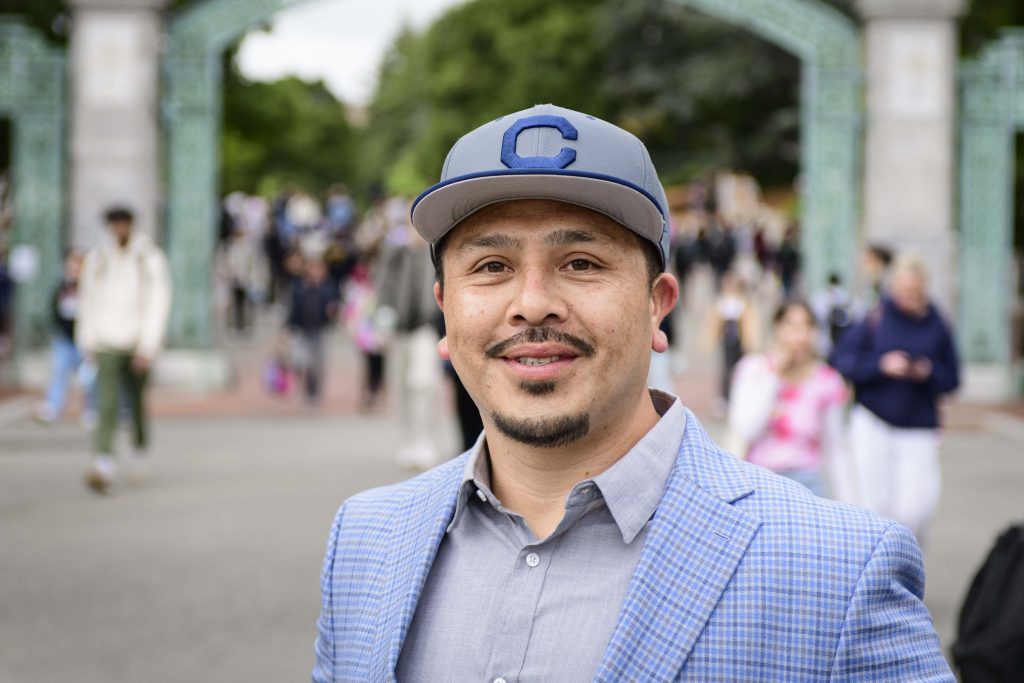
164, 0, 862, 347
958, 29, 1024, 365
0, 18, 65, 350
673, 0, 862, 295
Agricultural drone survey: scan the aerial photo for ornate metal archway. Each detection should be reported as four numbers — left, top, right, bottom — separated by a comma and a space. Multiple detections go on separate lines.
0, 19, 65, 350
674, 0, 862, 292
163, 0, 303, 347
958, 29, 1024, 366
163, 0, 861, 347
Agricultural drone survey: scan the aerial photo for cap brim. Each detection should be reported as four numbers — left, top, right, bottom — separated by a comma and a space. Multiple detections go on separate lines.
411, 171, 665, 251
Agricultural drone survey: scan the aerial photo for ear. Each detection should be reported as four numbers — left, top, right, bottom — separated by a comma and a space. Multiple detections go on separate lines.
437, 336, 451, 361
650, 273, 679, 353
433, 281, 444, 311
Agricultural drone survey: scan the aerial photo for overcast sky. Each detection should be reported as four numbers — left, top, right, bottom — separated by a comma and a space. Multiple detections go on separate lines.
236, 0, 467, 105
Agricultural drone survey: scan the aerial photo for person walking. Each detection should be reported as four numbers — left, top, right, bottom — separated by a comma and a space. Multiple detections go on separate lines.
728, 300, 848, 498
704, 271, 759, 412
375, 211, 442, 469
341, 261, 387, 412
831, 254, 960, 546
76, 207, 171, 494
313, 104, 952, 682
34, 250, 97, 427
286, 256, 338, 405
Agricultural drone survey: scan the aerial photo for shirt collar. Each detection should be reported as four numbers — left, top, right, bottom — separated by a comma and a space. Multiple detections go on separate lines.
447, 389, 685, 542
590, 390, 685, 543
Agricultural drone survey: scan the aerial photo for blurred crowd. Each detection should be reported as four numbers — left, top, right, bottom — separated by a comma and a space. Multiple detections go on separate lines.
9, 173, 963, 539
206, 176, 964, 551
213, 183, 478, 469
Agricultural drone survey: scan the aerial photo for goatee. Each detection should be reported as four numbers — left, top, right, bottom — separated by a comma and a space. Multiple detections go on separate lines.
490, 411, 590, 448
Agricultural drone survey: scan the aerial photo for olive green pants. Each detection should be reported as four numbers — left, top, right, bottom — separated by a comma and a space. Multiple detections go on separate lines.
94, 351, 149, 455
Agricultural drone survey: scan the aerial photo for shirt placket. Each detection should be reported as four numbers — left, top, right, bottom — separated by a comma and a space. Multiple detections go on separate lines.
480, 487, 605, 683
481, 515, 555, 683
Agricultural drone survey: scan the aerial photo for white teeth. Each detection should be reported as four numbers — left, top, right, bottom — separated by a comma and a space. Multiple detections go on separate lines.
517, 356, 562, 366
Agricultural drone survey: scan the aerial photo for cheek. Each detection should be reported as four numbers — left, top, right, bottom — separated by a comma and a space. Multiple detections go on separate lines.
444, 293, 503, 348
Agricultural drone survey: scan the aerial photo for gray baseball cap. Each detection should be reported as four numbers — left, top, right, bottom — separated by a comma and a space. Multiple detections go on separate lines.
411, 103, 670, 270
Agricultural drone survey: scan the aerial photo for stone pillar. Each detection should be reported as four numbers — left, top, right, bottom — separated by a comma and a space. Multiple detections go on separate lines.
856, 0, 966, 311
68, 0, 166, 249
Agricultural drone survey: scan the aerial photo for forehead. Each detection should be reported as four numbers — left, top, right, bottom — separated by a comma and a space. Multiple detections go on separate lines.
446, 199, 638, 249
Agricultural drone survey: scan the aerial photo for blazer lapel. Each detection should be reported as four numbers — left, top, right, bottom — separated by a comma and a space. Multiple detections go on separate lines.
595, 412, 762, 681
368, 462, 465, 682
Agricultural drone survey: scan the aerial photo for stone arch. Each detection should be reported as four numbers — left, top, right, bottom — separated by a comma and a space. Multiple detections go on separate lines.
163, 0, 861, 346
0, 19, 65, 350
958, 29, 1024, 367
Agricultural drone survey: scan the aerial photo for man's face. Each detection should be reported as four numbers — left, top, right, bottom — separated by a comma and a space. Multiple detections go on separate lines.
109, 219, 132, 246
434, 199, 677, 449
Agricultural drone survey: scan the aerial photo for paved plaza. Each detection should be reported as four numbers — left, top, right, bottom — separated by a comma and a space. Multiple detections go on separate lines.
0, 332, 1022, 682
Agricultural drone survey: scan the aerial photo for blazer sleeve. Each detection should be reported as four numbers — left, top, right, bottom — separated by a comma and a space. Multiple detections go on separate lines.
828, 523, 953, 682
313, 504, 345, 683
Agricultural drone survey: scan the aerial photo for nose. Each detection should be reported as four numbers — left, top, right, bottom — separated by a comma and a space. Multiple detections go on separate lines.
507, 266, 569, 327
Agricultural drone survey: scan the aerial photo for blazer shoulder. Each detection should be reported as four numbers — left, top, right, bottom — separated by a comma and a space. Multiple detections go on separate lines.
334, 454, 468, 532
739, 459, 899, 561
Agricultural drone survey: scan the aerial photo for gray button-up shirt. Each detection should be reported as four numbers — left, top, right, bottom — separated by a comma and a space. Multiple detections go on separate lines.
396, 391, 686, 682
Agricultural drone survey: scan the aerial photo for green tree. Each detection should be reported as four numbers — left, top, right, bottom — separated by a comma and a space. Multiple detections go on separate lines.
600, 0, 803, 187
220, 54, 357, 197
360, 0, 612, 196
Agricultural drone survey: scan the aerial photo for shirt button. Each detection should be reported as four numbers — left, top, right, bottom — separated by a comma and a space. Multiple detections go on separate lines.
475, 489, 487, 503
493, 678, 507, 683
525, 552, 540, 568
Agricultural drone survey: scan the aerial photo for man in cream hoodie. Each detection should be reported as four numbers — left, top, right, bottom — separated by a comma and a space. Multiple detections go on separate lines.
76, 207, 171, 493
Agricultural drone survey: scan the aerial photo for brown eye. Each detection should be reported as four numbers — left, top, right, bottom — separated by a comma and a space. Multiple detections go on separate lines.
569, 259, 595, 271
481, 261, 507, 273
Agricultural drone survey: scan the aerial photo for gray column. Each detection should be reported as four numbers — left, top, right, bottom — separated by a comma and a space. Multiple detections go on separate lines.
856, 0, 966, 310
68, 0, 166, 249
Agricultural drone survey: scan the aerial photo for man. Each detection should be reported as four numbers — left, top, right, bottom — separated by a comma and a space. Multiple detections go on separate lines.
314, 105, 952, 681
831, 254, 960, 547
76, 206, 171, 493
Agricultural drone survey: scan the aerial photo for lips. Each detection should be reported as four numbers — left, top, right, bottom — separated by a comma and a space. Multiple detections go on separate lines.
501, 344, 581, 381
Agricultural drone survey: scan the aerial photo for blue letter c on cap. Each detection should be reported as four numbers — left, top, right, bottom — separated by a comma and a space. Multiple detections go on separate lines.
500, 115, 578, 170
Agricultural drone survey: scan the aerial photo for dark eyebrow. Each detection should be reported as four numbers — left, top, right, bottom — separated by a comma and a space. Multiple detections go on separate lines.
544, 229, 602, 248
455, 233, 522, 254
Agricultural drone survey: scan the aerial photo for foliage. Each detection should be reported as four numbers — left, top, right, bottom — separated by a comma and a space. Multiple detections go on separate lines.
359, 0, 612, 196
962, 2, 1024, 55
220, 54, 357, 197
600, 0, 803, 187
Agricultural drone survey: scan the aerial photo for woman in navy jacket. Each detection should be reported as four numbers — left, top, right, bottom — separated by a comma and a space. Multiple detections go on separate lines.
831, 254, 960, 547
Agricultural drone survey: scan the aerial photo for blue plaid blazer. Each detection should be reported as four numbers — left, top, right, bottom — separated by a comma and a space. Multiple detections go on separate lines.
314, 410, 953, 681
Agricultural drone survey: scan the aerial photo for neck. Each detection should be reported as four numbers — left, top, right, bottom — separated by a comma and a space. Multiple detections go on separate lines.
485, 389, 660, 540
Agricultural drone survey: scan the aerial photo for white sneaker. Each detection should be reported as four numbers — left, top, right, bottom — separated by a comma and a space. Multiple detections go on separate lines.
84, 454, 117, 494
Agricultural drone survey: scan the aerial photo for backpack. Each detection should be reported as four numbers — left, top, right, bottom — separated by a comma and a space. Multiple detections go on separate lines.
952, 524, 1024, 682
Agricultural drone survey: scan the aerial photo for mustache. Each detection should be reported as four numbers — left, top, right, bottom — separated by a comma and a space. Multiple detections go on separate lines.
485, 327, 596, 359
